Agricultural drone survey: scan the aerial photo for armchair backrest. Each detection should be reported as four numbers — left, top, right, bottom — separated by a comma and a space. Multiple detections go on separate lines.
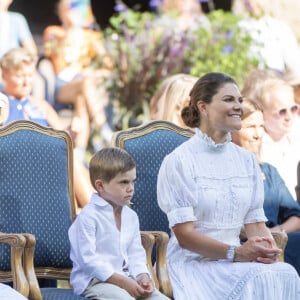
0, 120, 76, 276
112, 120, 194, 234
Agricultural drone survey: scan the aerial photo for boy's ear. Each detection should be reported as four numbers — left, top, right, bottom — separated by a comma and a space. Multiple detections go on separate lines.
95, 179, 105, 191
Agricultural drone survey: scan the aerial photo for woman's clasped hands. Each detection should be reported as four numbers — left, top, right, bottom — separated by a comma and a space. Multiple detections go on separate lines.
235, 236, 281, 264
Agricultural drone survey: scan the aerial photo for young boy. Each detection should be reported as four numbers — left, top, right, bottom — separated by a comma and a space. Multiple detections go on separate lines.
68, 148, 170, 300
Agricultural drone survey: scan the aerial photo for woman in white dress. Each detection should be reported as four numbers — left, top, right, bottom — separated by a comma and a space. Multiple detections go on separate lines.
157, 72, 300, 300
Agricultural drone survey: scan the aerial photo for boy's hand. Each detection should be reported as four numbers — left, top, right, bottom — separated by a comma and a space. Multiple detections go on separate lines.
107, 273, 144, 298
136, 273, 154, 297
121, 276, 145, 298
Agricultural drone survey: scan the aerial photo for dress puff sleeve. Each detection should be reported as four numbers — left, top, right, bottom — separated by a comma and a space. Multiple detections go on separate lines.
157, 151, 197, 228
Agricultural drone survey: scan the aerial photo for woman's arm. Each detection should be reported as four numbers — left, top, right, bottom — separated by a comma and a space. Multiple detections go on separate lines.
244, 221, 273, 240
22, 38, 38, 58
172, 221, 230, 260
173, 221, 281, 263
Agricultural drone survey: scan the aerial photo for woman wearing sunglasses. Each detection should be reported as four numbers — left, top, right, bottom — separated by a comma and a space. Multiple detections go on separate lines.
243, 74, 300, 201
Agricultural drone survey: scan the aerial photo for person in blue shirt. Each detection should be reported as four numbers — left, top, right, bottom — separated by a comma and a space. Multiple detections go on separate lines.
0, 0, 37, 58
231, 97, 300, 275
0, 47, 95, 209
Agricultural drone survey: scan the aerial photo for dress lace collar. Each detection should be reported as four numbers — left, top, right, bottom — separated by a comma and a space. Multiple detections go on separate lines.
194, 128, 231, 152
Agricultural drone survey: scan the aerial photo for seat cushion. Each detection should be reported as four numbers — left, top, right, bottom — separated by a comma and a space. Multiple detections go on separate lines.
41, 288, 87, 300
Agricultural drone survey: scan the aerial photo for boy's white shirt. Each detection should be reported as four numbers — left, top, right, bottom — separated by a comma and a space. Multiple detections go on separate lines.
68, 193, 149, 295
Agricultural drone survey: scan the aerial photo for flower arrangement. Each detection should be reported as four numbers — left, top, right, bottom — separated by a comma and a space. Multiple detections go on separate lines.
188, 10, 262, 88
103, 3, 262, 129
104, 5, 191, 128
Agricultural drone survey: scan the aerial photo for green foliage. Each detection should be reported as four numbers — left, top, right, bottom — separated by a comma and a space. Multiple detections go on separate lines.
104, 8, 262, 128
188, 10, 261, 88
105, 9, 190, 127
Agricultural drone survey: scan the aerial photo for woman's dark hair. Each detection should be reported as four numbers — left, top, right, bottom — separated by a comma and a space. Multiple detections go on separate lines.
181, 72, 237, 128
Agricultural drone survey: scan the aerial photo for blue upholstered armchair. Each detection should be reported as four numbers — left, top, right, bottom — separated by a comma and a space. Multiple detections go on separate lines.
0, 120, 86, 300
0, 120, 159, 300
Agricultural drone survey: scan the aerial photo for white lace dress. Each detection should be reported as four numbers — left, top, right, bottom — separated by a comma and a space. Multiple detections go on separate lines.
157, 129, 300, 300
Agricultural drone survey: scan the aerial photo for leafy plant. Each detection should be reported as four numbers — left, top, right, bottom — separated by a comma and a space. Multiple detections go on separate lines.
104, 8, 191, 128
103, 6, 263, 129
188, 10, 262, 88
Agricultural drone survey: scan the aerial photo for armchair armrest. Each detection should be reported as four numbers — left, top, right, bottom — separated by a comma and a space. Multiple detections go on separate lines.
22, 233, 42, 300
0, 232, 29, 297
140, 231, 159, 289
271, 231, 288, 262
151, 231, 172, 298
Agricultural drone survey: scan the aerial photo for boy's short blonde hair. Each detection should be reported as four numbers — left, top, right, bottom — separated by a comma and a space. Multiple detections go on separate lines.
0, 48, 36, 71
89, 147, 136, 189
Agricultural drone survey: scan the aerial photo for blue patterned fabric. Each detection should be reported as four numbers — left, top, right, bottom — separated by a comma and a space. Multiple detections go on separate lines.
123, 128, 190, 234
41, 288, 87, 300
0, 129, 72, 271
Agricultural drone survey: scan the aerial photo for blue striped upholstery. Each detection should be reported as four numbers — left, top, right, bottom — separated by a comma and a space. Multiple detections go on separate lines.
41, 288, 86, 300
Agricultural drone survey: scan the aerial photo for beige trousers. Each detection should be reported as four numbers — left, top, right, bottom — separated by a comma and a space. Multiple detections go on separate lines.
82, 278, 170, 300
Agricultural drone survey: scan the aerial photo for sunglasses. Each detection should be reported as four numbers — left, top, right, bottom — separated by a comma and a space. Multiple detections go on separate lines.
277, 105, 298, 117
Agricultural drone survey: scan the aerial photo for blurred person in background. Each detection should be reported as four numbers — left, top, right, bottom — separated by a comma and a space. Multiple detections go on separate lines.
232, 97, 300, 276
233, 0, 300, 75
42, 0, 113, 156
0, 0, 37, 58
0, 47, 94, 208
149, 73, 197, 127
156, 0, 210, 31
242, 72, 300, 200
